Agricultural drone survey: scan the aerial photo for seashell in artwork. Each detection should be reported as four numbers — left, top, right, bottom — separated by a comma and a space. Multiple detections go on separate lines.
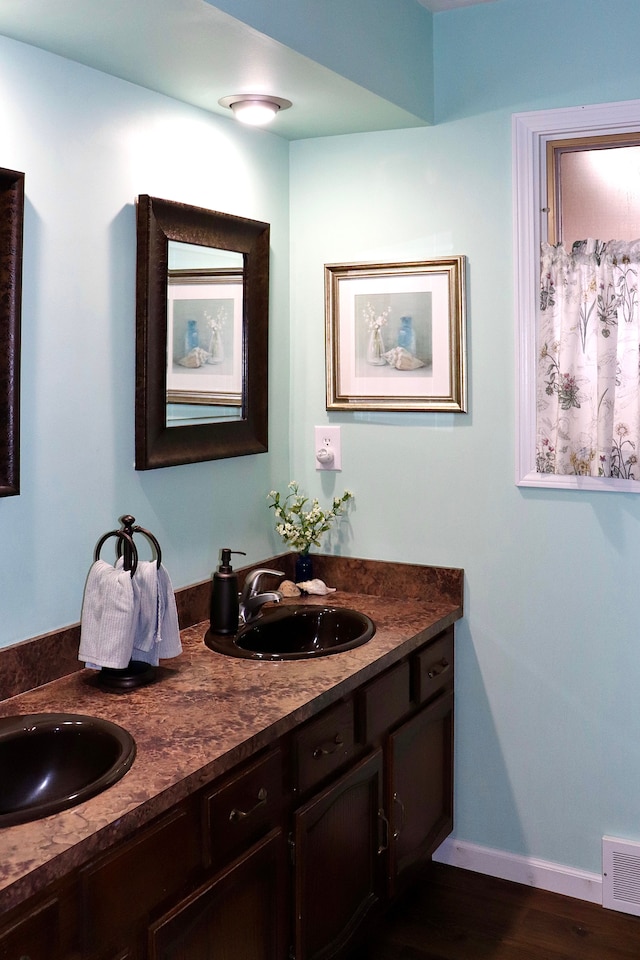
177, 347, 210, 368
279, 579, 301, 597
383, 346, 425, 371
296, 578, 337, 595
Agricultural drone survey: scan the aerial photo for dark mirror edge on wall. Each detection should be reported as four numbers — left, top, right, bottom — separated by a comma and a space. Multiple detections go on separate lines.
0, 168, 24, 497
135, 194, 270, 469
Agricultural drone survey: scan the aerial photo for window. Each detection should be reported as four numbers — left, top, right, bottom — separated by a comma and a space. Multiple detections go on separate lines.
547, 134, 640, 246
513, 99, 640, 492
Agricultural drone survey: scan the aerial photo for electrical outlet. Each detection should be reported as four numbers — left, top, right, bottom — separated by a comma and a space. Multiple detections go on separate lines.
315, 425, 342, 470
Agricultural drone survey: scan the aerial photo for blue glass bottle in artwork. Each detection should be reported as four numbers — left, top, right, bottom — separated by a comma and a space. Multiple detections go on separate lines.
185, 319, 199, 354
397, 315, 416, 355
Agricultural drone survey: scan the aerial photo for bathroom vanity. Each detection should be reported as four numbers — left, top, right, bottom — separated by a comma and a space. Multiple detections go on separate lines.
0, 557, 462, 960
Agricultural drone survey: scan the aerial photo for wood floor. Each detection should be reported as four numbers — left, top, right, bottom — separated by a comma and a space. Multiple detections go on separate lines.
350, 861, 640, 959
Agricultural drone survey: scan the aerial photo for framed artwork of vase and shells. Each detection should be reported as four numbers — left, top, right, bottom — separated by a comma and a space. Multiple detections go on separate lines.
167, 268, 243, 409
324, 257, 467, 412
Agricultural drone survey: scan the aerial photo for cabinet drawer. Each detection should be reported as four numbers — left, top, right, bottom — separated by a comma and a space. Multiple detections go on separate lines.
82, 804, 201, 954
293, 699, 357, 795
357, 660, 411, 743
205, 747, 283, 870
412, 627, 454, 704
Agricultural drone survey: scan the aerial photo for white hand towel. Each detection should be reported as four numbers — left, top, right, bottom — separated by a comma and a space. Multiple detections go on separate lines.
79, 560, 137, 669
130, 561, 182, 666
156, 563, 182, 660
130, 560, 159, 657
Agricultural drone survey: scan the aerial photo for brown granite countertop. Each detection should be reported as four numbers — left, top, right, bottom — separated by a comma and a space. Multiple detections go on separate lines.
0, 559, 463, 915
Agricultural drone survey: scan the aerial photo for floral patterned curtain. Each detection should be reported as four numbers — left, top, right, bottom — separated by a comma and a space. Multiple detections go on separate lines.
537, 239, 640, 479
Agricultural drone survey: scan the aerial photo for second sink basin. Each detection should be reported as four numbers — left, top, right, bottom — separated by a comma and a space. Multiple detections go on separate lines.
205, 604, 375, 660
0, 713, 136, 828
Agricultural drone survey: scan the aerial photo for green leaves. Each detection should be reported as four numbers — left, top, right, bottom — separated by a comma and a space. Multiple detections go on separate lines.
267, 482, 354, 554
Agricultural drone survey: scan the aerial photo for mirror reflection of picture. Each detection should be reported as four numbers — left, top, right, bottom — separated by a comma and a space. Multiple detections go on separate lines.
166, 272, 243, 407
172, 298, 235, 377
355, 292, 433, 378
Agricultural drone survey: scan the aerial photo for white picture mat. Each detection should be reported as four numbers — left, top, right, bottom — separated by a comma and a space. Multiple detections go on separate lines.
167, 281, 243, 398
337, 273, 451, 398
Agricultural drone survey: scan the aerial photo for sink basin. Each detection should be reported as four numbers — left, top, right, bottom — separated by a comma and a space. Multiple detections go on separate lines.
0, 713, 136, 827
205, 605, 375, 660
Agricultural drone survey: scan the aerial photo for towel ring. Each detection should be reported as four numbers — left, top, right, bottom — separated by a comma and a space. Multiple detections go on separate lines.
90, 514, 165, 692
116, 515, 162, 569
93, 516, 162, 580
94, 530, 139, 577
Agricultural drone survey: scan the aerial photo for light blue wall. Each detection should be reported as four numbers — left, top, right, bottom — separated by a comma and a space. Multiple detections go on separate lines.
434, 0, 640, 123
0, 34, 291, 646
289, 0, 640, 876
207, 0, 434, 122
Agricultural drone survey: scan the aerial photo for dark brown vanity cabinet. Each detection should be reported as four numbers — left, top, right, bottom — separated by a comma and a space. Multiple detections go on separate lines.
0, 625, 454, 960
288, 625, 454, 960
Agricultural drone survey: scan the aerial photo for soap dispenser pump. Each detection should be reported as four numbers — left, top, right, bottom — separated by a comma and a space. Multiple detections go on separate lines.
210, 549, 246, 635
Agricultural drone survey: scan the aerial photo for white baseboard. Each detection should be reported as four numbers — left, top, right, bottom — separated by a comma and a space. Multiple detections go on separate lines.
433, 837, 603, 905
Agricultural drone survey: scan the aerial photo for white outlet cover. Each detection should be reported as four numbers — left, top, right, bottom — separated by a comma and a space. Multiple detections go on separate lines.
315, 425, 342, 470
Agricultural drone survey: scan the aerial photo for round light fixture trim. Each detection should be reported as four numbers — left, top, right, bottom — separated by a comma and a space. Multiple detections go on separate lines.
218, 94, 292, 126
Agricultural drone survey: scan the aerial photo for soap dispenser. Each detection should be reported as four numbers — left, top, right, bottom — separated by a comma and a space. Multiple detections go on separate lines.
210, 549, 246, 635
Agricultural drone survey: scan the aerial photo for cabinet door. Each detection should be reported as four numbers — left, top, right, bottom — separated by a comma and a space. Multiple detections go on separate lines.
148, 829, 287, 960
82, 804, 201, 958
0, 898, 60, 960
292, 749, 384, 960
387, 690, 453, 897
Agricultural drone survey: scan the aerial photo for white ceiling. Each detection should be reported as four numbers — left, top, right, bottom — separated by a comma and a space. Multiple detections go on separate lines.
0, 0, 502, 140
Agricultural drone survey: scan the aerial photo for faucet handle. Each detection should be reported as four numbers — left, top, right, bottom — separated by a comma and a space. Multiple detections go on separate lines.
243, 568, 285, 596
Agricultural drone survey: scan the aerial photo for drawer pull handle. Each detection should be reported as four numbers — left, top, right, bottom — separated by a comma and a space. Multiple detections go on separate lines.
229, 787, 267, 822
377, 808, 390, 854
427, 658, 450, 680
392, 792, 405, 839
312, 733, 344, 758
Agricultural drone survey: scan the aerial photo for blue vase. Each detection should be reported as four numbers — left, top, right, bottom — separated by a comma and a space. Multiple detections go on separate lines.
185, 319, 199, 353
295, 553, 313, 582
397, 315, 416, 355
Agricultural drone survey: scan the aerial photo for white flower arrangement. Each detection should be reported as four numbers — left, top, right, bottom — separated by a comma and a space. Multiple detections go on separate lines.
363, 301, 391, 332
205, 305, 227, 333
267, 481, 354, 555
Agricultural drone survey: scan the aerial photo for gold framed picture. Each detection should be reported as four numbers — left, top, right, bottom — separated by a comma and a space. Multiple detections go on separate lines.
325, 257, 467, 412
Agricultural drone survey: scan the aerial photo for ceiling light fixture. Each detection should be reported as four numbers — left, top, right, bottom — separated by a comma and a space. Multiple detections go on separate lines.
218, 94, 292, 127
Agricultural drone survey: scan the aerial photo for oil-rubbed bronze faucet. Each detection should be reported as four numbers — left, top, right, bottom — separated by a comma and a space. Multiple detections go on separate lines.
239, 568, 284, 625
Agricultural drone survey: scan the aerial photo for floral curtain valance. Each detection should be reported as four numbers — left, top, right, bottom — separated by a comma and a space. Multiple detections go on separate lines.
537, 238, 640, 479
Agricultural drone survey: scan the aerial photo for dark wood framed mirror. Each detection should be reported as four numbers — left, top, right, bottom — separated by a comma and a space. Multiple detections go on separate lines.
135, 194, 269, 469
0, 168, 24, 497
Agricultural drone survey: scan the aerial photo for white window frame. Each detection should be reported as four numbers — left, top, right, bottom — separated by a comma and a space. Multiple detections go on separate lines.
513, 98, 640, 492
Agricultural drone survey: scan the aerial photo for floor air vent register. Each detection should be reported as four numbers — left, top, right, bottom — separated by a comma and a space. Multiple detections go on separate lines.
603, 837, 640, 916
